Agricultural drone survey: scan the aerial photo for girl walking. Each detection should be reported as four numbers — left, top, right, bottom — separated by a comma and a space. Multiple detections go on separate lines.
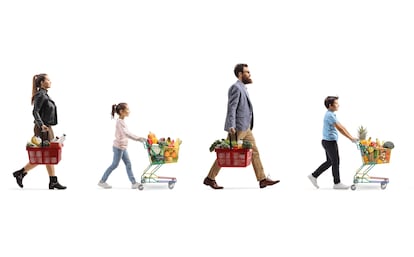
98, 103, 145, 189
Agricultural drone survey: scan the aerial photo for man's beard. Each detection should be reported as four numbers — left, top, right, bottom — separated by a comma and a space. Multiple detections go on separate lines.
242, 76, 253, 84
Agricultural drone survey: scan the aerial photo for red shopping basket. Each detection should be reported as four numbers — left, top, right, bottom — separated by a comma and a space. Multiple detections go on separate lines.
26, 142, 62, 165
215, 148, 252, 167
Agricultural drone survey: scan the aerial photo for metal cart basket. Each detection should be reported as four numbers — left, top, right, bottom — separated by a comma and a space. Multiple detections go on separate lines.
138, 141, 180, 190
351, 143, 392, 190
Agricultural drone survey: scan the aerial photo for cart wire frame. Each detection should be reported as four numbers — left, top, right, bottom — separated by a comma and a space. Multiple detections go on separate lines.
351, 143, 391, 190
138, 141, 178, 190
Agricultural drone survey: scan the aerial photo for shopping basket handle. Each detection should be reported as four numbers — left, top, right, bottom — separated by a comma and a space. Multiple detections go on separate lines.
228, 131, 238, 148
40, 130, 49, 147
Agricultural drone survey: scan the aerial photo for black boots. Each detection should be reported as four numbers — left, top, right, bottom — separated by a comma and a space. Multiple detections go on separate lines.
49, 176, 67, 190
12, 168, 27, 188
13, 170, 66, 190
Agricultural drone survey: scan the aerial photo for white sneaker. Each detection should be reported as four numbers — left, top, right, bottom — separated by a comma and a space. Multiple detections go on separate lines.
333, 183, 349, 190
307, 174, 319, 189
131, 183, 142, 189
98, 181, 112, 189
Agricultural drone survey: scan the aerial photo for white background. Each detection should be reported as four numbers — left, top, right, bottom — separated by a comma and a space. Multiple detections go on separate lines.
1, 0, 413, 256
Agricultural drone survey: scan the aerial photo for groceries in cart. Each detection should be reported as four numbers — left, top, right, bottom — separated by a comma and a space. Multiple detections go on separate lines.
357, 125, 394, 164
351, 125, 394, 190
146, 131, 182, 164
358, 137, 394, 164
140, 131, 181, 190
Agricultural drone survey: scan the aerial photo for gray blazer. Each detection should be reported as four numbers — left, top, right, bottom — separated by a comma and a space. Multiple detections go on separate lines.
224, 80, 254, 132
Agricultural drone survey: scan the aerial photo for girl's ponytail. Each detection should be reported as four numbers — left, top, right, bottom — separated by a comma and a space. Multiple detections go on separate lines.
111, 104, 117, 119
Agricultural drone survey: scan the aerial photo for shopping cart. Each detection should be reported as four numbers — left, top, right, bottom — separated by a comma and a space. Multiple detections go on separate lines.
351, 142, 392, 190
139, 140, 180, 190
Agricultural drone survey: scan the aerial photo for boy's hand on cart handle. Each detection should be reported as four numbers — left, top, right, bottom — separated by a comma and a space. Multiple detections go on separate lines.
351, 137, 358, 143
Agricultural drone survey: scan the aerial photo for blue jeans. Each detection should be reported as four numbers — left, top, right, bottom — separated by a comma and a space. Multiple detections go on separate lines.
101, 146, 136, 184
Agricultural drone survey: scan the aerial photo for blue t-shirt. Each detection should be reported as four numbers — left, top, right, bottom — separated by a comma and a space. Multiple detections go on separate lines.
322, 110, 338, 141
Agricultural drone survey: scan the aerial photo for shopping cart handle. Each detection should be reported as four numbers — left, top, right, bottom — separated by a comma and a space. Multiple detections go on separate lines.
142, 141, 150, 149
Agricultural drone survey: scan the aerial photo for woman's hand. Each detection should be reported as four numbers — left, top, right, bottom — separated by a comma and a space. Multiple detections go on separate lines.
41, 125, 49, 132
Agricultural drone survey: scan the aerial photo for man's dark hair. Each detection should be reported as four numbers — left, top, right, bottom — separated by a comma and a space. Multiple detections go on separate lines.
234, 63, 248, 78
324, 96, 339, 109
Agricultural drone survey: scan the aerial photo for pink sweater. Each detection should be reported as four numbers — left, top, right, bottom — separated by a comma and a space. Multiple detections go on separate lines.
113, 119, 141, 150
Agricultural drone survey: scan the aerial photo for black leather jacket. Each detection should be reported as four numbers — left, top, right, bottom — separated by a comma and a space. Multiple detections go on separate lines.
33, 88, 58, 127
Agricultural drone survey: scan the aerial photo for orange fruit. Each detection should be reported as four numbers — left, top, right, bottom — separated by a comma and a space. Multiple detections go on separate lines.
171, 151, 177, 158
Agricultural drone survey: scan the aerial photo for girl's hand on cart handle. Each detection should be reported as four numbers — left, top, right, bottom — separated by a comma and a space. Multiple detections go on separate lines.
137, 137, 146, 143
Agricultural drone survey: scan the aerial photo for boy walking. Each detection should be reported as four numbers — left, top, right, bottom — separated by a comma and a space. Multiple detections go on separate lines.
308, 96, 358, 189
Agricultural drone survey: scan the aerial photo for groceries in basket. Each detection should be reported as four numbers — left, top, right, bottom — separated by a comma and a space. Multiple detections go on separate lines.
26, 133, 66, 164
146, 131, 182, 164
209, 138, 252, 152
210, 138, 253, 167
357, 126, 394, 164
26, 134, 66, 148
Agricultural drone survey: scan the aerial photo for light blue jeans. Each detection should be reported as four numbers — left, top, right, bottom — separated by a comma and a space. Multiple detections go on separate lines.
101, 146, 136, 184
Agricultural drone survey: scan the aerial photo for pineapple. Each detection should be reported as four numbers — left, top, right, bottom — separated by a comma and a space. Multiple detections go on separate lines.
357, 125, 368, 140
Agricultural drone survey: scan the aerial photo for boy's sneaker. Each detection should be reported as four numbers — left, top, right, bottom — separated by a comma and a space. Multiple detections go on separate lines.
333, 183, 349, 190
307, 174, 319, 189
131, 183, 142, 189
98, 181, 112, 189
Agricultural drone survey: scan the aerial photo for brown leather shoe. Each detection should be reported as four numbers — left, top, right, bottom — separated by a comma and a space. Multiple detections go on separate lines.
203, 177, 223, 189
259, 178, 280, 188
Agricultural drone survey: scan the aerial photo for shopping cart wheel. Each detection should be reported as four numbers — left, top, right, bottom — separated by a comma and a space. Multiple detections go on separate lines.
168, 181, 175, 189
138, 184, 144, 190
350, 184, 356, 191
380, 183, 387, 190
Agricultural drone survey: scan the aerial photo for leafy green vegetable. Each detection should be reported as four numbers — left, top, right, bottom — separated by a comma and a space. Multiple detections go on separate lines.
242, 140, 253, 149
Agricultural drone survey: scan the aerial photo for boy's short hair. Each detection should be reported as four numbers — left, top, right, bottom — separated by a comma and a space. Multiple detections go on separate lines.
324, 96, 338, 109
